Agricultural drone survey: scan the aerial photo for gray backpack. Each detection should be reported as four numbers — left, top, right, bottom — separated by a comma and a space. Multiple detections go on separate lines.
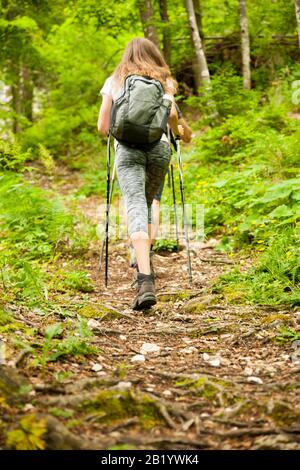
110, 75, 172, 147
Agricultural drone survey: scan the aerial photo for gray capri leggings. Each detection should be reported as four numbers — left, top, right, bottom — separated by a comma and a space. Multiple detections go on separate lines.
115, 140, 171, 236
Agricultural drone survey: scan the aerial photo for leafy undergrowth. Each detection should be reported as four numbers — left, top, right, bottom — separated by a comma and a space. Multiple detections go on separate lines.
213, 228, 300, 306
0, 151, 97, 310
161, 77, 300, 307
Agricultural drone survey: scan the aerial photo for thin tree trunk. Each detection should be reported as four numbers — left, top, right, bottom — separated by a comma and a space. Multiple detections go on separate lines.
191, 57, 202, 93
193, 0, 203, 39
184, 0, 211, 88
138, 0, 160, 49
295, 0, 300, 49
22, 66, 33, 122
11, 64, 22, 134
159, 0, 171, 64
239, 0, 251, 89
190, 0, 203, 92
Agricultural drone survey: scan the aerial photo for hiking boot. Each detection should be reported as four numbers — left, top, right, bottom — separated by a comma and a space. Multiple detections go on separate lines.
129, 245, 155, 279
132, 273, 156, 311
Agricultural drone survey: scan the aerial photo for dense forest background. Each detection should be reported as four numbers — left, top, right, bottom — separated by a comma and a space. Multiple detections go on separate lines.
0, 0, 300, 451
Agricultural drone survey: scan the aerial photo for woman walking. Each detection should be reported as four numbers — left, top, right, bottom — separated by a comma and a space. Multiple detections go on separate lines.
98, 37, 183, 310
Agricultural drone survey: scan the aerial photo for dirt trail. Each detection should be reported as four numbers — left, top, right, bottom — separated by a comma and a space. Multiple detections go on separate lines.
1, 168, 300, 451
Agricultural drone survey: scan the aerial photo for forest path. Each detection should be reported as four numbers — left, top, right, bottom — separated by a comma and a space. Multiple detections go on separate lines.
2, 164, 300, 451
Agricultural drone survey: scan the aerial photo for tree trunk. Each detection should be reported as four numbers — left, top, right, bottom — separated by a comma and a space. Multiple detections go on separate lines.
184, 0, 211, 88
22, 66, 33, 122
11, 64, 22, 134
239, 0, 251, 89
138, 0, 160, 49
190, 0, 203, 91
295, 0, 300, 49
193, 0, 203, 39
159, 0, 171, 64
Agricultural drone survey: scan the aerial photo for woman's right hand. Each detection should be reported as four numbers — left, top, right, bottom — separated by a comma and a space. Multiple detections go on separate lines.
177, 125, 184, 138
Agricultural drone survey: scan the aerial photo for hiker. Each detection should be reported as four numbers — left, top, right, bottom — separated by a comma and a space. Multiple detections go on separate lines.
129, 105, 192, 270
98, 37, 184, 310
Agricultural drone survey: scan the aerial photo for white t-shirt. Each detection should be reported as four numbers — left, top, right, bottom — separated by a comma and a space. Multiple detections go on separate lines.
100, 75, 173, 144
100, 76, 123, 102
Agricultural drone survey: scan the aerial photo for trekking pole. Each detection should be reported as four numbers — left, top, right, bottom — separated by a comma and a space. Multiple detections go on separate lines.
170, 163, 179, 251
168, 130, 179, 251
175, 135, 193, 287
99, 157, 116, 275
99, 133, 113, 287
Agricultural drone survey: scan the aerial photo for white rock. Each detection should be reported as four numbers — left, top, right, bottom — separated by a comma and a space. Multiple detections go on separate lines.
203, 353, 221, 367
140, 342, 161, 355
23, 403, 34, 412
181, 346, 197, 354
243, 366, 253, 376
87, 319, 100, 329
247, 376, 263, 384
119, 335, 127, 341
115, 381, 132, 391
91, 363, 103, 372
182, 337, 193, 344
131, 354, 145, 363
209, 357, 221, 367
162, 390, 173, 397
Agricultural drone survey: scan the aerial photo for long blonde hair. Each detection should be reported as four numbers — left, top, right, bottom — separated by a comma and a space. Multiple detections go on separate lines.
113, 37, 177, 94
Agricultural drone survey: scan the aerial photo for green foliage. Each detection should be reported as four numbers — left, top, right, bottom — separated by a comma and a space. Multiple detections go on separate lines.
153, 239, 178, 253
213, 228, 300, 306
0, 139, 30, 171
64, 271, 95, 293
48, 335, 96, 361
0, 173, 74, 259
167, 77, 300, 307
187, 72, 260, 119
39, 322, 64, 367
36, 319, 95, 366
0, 168, 92, 306
49, 407, 74, 418
275, 327, 300, 344
0, 307, 13, 326
80, 389, 161, 427
6, 414, 46, 450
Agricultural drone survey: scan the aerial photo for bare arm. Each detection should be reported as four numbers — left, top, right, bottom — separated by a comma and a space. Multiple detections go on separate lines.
97, 94, 113, 135
178, 117, 192, 143
168, 101, 182, 136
